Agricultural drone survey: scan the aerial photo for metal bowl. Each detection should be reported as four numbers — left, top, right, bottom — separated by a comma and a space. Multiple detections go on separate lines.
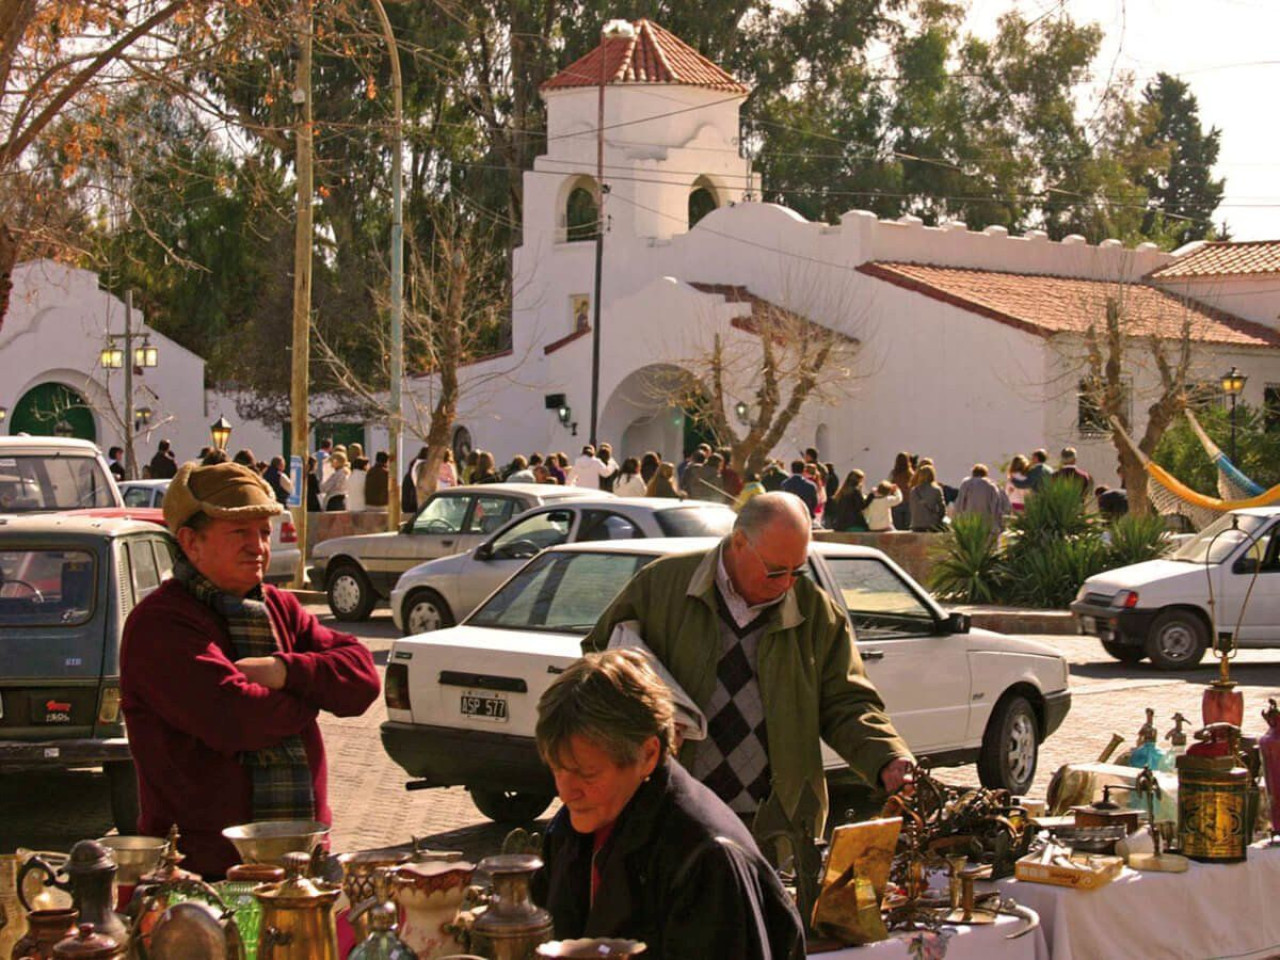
221, 821, 330, 866
1049, 824, 1128, 854
97, 835, 167, 885
537, 940, 647, 958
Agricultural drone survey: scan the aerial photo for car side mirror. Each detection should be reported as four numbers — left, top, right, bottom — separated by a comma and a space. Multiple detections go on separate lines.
475, 543, 492, 561
400, 520, 412, 534
1233, 556, 1261, 575
940, 611, 970, 634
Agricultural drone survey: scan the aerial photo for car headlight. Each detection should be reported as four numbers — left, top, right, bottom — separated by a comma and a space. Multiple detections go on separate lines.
1112, 590, 1139, 609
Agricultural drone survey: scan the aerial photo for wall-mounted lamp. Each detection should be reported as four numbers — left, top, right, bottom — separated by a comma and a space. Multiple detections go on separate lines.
734, 400, 750, 425
135, 406, 153, 432
557, 404, 572, 427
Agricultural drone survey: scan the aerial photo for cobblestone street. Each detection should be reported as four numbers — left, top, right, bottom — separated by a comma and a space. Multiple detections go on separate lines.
6, 604, 1280, 863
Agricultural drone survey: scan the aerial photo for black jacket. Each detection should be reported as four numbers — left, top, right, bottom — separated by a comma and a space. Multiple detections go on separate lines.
533, 759, 805, 960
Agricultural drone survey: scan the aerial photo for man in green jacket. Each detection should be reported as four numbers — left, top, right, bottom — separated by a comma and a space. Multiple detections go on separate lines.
585, 492, 912, 836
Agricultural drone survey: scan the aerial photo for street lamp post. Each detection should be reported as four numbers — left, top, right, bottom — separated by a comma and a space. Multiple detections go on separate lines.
100, 289, 157, 479
210, 416, 233, 452
1221, 366, 1248, 463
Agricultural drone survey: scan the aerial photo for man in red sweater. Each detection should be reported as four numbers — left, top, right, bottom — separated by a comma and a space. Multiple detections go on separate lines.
121, 461, 380, 877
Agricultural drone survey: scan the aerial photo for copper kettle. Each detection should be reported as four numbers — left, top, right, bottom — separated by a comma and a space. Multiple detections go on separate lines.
253, 853, 340, 960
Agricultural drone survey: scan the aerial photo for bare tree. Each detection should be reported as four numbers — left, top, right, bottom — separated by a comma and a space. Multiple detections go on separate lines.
1080, 294, 1204, 515
652, 277, 863, 474
313, 203, 526, 500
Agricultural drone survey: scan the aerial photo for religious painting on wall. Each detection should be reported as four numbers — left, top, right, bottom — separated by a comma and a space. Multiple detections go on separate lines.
571, 294, 590, 333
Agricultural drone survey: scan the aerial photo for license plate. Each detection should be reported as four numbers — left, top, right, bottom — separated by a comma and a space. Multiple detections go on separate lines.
460, 691, 508, 722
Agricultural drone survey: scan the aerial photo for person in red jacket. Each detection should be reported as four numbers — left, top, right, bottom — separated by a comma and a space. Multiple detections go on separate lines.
121, 461, 380, 877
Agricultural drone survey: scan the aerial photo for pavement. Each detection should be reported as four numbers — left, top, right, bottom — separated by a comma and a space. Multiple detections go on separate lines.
6, 603, 1280, 864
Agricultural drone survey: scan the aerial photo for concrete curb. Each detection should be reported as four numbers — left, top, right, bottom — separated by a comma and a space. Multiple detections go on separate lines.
953, 605, 1077, 635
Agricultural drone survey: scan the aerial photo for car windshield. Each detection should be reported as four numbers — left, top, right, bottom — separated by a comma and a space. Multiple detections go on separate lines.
0, 455, 117, 513
0, 548, 96, 626
467, 551, 653, 634
655, 506, 736, 538
1170, 512, 1272, 564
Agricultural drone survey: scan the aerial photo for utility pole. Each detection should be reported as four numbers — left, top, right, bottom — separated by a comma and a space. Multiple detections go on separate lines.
370, 0, 404, 531
123, 290, 135, 479
289, 0, 314, 587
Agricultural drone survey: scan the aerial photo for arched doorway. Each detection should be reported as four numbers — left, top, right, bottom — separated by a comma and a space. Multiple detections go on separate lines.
10, 382, 96, 441
688, 176, 720, 229
564, 177, 601, 243
600, 364, 693, 463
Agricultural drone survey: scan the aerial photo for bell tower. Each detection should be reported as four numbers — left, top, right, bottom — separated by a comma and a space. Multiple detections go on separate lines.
524, 19, 758, 247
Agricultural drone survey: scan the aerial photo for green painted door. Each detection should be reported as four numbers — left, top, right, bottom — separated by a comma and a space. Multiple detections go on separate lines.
9, 382, 96, 441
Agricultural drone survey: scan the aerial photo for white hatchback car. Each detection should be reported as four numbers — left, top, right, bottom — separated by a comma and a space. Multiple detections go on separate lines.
382, 538, 1071, 822
1072, 507, 1280, 669
389, 498, 736, 634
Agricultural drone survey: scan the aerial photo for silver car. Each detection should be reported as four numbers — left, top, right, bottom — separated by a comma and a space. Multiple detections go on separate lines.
390, 498, 737, 634
313, 483, 606, 621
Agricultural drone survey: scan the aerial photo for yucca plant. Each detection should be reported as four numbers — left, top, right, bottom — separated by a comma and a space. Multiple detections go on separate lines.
928, 513, 1004, 603
1002, 536, 1110, 608
1006, 475, 1100, 544
1106, 513, 1172, 569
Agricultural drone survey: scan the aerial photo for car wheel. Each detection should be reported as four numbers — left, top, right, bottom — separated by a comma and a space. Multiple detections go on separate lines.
1144, 609, 1208, 670
977, 694, 1039, 796
327, 562, 376, 622
402, 589, 455, 636
105, 760, 140, 834
469, 788, 554, 823
1101, 640, 1146, 665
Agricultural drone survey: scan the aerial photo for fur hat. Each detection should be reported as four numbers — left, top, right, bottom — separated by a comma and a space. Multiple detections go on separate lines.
164, 461, 283, 534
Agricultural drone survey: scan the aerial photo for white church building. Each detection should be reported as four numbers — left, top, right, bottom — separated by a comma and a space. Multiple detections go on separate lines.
431, 19, 1280, 487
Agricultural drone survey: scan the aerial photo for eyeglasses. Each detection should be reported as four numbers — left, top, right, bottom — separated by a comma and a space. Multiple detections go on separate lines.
741, 535, 808, 580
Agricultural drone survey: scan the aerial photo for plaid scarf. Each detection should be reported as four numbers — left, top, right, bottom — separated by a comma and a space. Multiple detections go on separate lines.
174, 557, 316, 822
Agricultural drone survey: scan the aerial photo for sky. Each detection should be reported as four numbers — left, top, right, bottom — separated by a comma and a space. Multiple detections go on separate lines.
963, 0, 1277, 242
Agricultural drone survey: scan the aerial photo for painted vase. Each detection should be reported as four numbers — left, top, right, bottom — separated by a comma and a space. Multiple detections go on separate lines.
388, 860, 474, 960
1260, 699, 1280, 836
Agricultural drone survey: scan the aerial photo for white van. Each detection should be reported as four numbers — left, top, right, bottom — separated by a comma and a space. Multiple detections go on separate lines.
0, 437, 122, 514
1071, 507, 1280, 669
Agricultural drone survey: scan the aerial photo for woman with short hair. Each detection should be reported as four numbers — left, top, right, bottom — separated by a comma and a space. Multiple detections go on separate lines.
532, 650, 804, 959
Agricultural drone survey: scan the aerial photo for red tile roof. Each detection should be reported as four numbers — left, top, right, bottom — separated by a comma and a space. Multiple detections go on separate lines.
541, 20, 748, 95
1148, 240, 1280, 279
690, 283, 858, 344
858, 262, 1280, 348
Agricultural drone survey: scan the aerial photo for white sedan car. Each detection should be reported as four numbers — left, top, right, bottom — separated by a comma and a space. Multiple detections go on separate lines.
382, 538, 1071, 822
389, 498, 736, 634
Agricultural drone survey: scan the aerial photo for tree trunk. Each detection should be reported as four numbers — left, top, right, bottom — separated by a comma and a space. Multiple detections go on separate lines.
0, 221, 17, 334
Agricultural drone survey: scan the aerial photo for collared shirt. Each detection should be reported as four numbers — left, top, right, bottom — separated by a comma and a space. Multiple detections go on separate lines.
714, 541, 783, 630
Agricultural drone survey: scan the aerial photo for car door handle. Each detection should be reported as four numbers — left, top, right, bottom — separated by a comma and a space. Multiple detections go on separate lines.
441, 539, 454, 547
861, 649, 885, 661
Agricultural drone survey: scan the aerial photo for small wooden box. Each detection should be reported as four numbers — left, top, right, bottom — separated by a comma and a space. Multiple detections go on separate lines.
1014, 853, 1124, 890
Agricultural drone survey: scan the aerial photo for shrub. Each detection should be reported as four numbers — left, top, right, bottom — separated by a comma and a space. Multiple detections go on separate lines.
929, 512, 1004, 604
1001, 536, 1110, 609
1106, 513, 1171, 568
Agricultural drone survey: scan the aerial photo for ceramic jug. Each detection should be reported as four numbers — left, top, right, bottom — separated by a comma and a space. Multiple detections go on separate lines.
10, 908, 78, 960
388, 857, 474, 960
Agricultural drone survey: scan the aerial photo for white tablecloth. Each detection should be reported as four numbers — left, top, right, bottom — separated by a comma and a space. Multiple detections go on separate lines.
814, 912, 1050, 960
994, 841, 1280, 960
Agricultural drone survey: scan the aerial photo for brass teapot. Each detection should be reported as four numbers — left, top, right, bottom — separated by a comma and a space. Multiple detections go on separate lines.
253, 853, 340, 960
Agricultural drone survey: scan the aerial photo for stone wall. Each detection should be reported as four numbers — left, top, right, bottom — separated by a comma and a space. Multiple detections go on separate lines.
814, 529, 941, 585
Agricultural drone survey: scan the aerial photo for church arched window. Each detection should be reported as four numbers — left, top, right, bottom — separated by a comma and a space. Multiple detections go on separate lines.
565, 180, 600, 242
688, 176, 720, 228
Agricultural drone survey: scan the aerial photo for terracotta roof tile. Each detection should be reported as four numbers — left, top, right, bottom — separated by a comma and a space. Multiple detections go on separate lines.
858, 262, 1280, 349
541, 20, 748, 95
690, 283, 858, 344
1148, 240, 1280, 279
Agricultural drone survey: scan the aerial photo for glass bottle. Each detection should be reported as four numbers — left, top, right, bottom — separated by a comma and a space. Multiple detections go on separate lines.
348, 902, 416, 960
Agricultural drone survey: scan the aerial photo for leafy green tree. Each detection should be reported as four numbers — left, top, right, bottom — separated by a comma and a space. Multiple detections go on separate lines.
1139, 73, 1225, 247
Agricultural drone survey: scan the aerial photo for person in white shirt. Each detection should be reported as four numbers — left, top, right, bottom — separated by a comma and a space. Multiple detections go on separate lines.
346, 456, 369, 512
320, 451, 351, 511
571, 444, 612, 489
613, 457, 647, 497
863, 481, 903, 532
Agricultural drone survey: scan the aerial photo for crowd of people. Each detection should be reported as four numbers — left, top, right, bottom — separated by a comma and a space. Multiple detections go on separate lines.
140, 434, 1129, 534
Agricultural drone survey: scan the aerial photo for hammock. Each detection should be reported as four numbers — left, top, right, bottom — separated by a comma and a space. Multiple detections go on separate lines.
1183, 409, 1266, 501
1109, 417, 1280, 530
